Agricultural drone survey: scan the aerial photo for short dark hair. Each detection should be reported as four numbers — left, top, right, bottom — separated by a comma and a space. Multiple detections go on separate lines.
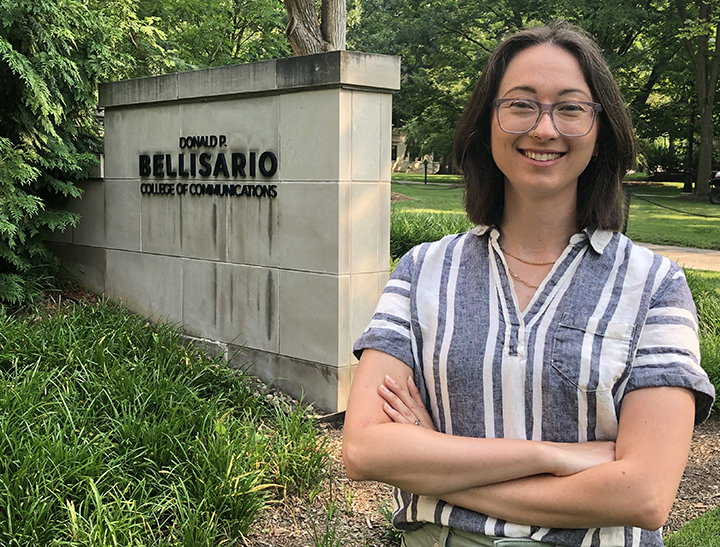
454, 21, 636, 231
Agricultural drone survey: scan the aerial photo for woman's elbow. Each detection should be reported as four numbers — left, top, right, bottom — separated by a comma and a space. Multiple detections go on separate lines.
342, 435, 375, 482
624, 484, 676, 531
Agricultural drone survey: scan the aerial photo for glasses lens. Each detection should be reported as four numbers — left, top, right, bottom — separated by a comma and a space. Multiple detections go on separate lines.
497, 100, 539, 134
497, 100, 597, 136
552, 102, 596, 137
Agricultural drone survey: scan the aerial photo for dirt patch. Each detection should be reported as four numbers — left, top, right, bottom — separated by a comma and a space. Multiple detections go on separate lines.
244, 413, 720, 545
664, 412, 720, 534
391, 192, 412, 202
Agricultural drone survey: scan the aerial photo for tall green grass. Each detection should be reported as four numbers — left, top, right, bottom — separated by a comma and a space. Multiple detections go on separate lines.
685, 269, 720, 411
390, 211, 472, 260
0, 299, 328, 546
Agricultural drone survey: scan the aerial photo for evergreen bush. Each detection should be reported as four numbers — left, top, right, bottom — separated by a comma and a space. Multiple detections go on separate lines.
0, 0, 162, 304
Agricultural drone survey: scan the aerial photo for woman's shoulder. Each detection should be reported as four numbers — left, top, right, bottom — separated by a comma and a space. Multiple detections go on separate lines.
588, 229, 681, 273
404, 227, 484, 262
394, 227, 485, 280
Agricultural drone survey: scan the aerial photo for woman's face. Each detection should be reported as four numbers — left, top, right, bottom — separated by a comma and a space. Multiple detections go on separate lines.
490, 44, 598, 202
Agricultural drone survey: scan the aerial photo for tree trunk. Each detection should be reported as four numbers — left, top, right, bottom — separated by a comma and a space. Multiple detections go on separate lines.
678, 0, 719, 198
695, 97, 715, 196
437, 154, 456, 175
284, 0, 345, 56
321, 0, 346, 52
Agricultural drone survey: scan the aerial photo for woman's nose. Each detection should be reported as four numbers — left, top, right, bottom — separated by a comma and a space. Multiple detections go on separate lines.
533, 110, 559, 139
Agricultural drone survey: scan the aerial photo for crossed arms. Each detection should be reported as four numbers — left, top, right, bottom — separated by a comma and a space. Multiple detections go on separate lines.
342, 349, 695, 531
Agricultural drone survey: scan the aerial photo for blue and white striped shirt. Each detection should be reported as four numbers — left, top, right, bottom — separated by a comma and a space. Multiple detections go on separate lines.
354, 226, 715, 547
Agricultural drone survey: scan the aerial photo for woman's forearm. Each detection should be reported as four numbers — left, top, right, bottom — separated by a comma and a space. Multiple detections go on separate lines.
344, 422, 594, 496
441, 387, 696, 531
442, 460, 659, 530
343, 350, 613, 496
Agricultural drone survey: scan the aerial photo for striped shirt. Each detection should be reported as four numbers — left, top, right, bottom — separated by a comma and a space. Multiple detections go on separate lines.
354, 226, 715, 547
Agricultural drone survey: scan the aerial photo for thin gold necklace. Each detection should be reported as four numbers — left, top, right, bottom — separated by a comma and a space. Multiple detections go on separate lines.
506, 266, 540, 289
500, 245, 556, 266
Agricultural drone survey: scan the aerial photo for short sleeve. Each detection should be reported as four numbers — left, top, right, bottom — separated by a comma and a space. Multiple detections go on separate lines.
353, 250, 416, 370
626, 265, 715, 424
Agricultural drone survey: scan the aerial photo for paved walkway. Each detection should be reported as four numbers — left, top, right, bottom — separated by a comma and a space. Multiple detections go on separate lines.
639, 243, 720, 272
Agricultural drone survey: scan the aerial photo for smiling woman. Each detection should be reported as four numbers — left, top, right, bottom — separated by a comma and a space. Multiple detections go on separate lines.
343, 21, 715, 547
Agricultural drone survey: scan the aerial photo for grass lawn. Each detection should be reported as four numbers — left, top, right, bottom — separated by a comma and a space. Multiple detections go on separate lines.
666, 506, 720, 546
625, 182, 720, 251
391, 177, 720, 251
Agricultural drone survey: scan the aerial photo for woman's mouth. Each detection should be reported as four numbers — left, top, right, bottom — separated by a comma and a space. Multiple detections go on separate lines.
521, 150, 565, 162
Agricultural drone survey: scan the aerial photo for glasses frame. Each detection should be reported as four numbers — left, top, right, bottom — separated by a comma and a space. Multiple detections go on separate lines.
492, 98, 603, 137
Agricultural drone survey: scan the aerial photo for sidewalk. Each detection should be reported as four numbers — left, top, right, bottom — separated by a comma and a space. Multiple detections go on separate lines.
639, 243, 720, 272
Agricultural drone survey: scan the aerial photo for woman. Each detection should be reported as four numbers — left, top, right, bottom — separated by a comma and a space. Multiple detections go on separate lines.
342, 22, 715, 547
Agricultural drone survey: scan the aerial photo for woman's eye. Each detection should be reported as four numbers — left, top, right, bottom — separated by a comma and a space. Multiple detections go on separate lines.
507, 100, 537, 111
556, 102, 585, 113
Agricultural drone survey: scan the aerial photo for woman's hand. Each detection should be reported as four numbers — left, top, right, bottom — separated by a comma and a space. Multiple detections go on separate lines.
546, 441, 616, 476
378, 374, 437, 432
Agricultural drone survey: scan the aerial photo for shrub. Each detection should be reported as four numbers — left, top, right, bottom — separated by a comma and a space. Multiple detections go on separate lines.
637, 139, 684, 174
685, 269, 720, 411
0, 0, 162, 304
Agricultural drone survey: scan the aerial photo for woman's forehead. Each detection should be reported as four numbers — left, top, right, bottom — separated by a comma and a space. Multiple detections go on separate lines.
497, 44, 592, 100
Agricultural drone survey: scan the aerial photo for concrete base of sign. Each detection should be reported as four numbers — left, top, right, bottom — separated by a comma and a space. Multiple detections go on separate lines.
49, 51, 399, 413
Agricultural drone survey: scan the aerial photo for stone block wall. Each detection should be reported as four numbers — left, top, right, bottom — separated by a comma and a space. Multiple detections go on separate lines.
48, 51, 400, 413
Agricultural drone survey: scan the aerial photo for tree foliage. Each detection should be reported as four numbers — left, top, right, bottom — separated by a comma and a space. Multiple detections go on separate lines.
348, 0, 719, 183
136, 0, 290, 71
0, 0, 130, 304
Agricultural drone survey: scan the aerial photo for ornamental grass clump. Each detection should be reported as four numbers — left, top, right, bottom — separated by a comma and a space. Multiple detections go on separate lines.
390, 210, 473, 260
0, 298, 328, 546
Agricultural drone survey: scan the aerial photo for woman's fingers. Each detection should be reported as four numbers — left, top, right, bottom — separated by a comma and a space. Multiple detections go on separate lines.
379, 383, 415, 424
382, 402, 407, 424
379, 375, 437, 432
404, 377, 437, 431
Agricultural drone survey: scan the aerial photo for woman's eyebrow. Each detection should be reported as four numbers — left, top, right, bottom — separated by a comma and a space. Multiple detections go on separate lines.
502, 85, 536, 96
558, 88, 593, 99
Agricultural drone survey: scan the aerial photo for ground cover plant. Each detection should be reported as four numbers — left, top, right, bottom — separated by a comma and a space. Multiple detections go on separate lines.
0, 296, 328, 546
684, 270, 720, 413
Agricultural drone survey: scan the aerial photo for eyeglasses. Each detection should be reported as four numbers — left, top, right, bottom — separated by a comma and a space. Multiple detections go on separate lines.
492, 98, 602, 137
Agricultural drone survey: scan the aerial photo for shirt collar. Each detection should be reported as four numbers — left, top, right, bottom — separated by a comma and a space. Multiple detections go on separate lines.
472, 224, 614, 255
581, 227, 614, 254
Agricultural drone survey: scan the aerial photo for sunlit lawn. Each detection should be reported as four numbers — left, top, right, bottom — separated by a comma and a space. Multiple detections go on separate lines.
391, 176, 720, 250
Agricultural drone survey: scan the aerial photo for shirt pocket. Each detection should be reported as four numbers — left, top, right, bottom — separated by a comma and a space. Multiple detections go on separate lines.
551, 313, 635, 393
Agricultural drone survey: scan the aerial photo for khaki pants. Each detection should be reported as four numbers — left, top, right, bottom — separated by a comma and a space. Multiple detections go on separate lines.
401, 523, 557, 547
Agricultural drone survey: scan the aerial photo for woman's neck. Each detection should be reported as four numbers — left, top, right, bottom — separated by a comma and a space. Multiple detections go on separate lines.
498, 187, 579, 261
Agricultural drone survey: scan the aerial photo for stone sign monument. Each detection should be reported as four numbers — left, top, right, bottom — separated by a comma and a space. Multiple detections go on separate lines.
48, 51, 400, 413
